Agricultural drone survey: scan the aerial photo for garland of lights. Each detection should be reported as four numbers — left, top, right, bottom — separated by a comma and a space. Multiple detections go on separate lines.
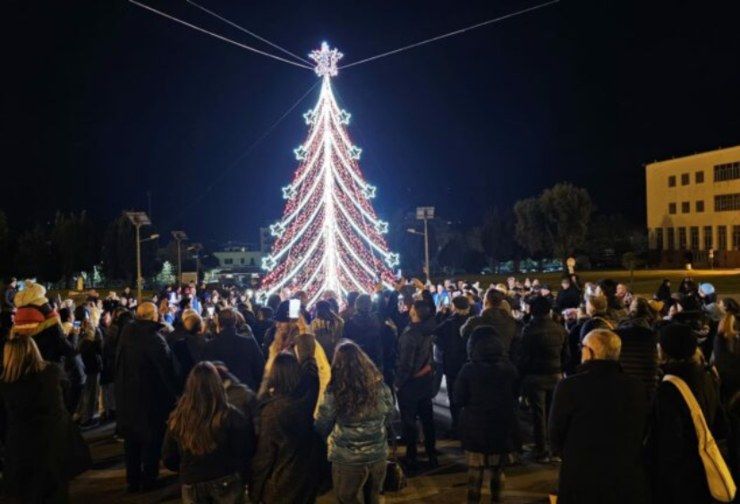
260, 43, 399, 305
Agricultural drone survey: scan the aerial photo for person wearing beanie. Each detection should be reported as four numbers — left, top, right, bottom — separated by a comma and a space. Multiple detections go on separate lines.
12, 280, 76, 367
645, 323, 726, 504
432, 295, 473, 437
518, 295, 568, 463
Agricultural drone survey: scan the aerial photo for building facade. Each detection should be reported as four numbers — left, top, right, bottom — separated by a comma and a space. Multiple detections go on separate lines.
211, 243, 264, 286
646, 145, 740, 267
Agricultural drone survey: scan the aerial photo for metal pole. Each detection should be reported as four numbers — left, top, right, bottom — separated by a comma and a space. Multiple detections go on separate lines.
423, 217, 430, 283
136, 223, 143, 304
177, 239, 182, 286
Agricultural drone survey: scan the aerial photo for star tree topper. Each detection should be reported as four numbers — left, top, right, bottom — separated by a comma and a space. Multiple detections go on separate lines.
310, 42, 343, 77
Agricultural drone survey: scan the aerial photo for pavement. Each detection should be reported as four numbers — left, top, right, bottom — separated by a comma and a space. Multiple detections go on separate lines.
70, 394, 559, 503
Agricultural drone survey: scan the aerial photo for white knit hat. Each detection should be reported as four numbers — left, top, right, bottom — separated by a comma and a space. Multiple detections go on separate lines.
14, 280, 48, 307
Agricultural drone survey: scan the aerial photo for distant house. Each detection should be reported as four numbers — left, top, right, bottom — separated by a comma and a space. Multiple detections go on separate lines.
646, 145, 740, 267
211, 243, 263, 286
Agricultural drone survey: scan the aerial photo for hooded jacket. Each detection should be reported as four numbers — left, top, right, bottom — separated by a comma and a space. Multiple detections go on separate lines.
454, 330, 518, 454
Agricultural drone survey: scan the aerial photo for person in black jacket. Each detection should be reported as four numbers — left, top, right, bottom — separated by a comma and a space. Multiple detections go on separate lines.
554, 276, 581, 312
250, 337, 321, 504
172, 311, 208, 388
460, 289, 518, 358
455, 326, 518, 503
433, 295, 472, 437
645, 323, 727, 504
0, 336, 72, 503
518, 295, 568, 462
115, 302, 178, 493
203, 308, 265, 392
162, 361, 254, 503
76, 306, 104, 427
100, 307, 132, 422
549, 329, 649, 504
396, 300, 438, 469
343, 293, 383, 371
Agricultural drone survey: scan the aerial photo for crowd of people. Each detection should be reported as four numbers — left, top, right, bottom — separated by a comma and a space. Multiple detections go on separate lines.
0, 272, 738, 503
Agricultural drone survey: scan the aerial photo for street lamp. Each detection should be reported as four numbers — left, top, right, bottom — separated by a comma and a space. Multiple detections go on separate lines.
408, 206, 435, 283
125, 211, 155, 304
171, 230, 188, 286
187, 243, 203, 283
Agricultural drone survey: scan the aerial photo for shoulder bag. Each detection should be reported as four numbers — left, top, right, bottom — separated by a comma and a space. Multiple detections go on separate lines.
663, 374, 736, 502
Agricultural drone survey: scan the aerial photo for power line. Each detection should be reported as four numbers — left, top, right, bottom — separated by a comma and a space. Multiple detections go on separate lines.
340, 0, 560, 70
128, 0, 313, 70
185, 0, 312, 66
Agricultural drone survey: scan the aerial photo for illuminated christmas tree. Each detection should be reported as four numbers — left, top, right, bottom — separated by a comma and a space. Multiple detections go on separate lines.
260, 43, 399, 305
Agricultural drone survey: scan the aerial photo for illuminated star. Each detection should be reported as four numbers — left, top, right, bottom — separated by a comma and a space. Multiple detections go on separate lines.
303, 109, 316, 125
362, 184, 376, 199
294, 145, 308, 161
375, 221, 389, 234
270, 222, 286, 238
262, 255, 277, 271
309, 42, 343, 78
348, 145, 362, 160
282, 185, 297, 200
338, 110, 351, 125
385, 252, 400, 268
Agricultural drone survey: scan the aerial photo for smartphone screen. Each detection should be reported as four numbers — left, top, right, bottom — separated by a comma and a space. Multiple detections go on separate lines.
207, 306, 215, 316
289, 299, 301, 319
73, 321, 81, 329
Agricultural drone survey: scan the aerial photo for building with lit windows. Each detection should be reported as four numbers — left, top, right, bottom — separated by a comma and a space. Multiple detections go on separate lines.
646, 145, 740, 267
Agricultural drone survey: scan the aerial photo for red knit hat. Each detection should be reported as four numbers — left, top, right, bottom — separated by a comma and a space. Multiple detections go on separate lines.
13, 306, 46, 333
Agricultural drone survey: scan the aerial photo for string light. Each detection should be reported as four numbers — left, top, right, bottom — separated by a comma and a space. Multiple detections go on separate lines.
260, 43, 398, 302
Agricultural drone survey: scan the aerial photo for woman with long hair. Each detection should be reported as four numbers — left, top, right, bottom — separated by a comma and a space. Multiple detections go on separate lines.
0, 336, 71, 503
316, 341, 394, 504
251, 340, 321, 504
310, 300, 344, 362
162, 361, 254, 504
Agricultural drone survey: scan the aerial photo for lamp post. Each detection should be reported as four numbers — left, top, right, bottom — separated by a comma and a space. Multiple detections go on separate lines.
408, 207, 435, 283
188, 243, 203, 283
171, 231, 188, 286
125, 212, 157, 304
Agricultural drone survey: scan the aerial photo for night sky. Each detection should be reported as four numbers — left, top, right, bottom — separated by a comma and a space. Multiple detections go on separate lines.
3, 0, 739, 246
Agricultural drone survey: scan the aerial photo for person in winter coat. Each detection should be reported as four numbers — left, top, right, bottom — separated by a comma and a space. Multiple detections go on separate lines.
162, 362, 254, 504
252, 306, 275, 348
655, 278, 672, 307
343, 294, 384, 371
100, 307, 132, 421
549, 329, 649, 504
460, 289, 517, 358
432, 295, 473, 436
455, 326, 518, 503
518, 295, 568, 462
315, 341, 394, 504
76, 306, 104, 427
578, 294, 615, 341
396, 300, 438, 468
615, 299, 660, 403
115, 302, 178, 493
554, 276, 581, 312
203, 308, 265, 393
311, 300, 344, 363
213, 362, 259, 435
645, 323, 727, 504
172, 311, 208, 388
250, 336, 321, 504
12, 281, 75, 365
0, 336, 72, 503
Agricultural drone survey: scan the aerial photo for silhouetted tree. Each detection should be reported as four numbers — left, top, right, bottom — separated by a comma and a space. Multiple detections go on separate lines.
51, 211, 98, 288
15, 224, 60, 282
101, 214, 159, 283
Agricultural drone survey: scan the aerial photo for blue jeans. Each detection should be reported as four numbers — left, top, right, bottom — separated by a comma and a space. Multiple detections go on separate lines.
181, 473, 245, 504
332, 460, 387, 504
